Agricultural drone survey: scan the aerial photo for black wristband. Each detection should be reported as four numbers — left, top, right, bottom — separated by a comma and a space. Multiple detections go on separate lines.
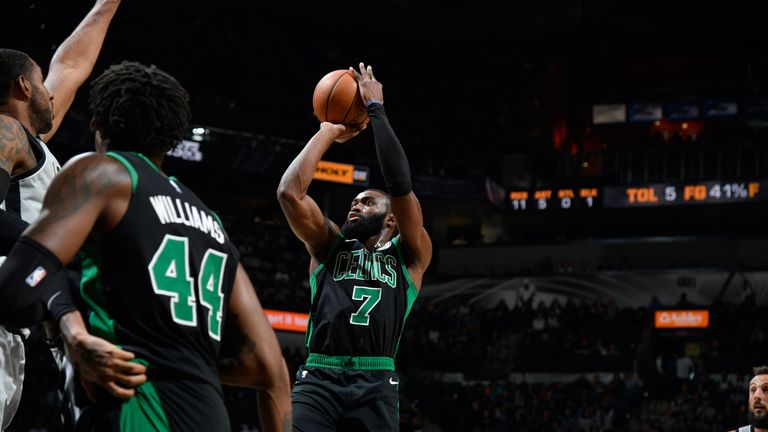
46, 270, 79, 323
0, 236, 64, 327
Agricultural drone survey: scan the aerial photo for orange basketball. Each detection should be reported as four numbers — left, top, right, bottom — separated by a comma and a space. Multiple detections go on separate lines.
312, 70, 368, 126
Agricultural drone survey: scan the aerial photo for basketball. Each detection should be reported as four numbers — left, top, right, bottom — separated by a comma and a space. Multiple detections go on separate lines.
312, 69, 368, 126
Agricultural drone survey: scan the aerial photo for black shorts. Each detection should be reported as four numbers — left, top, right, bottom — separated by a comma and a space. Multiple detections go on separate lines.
75, 379, 229, 432
291, 365, 400, 432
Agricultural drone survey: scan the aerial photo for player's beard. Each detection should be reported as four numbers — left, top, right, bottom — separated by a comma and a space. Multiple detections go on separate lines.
341, 212, 387, 242
29, 83, 53, 135
751, 409, 768, 428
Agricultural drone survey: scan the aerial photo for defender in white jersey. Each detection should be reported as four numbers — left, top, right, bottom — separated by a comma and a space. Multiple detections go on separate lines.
0, 129, 60, 430
0, 130, 61, 221
0, 1, 127, 428
730, 366, 768, 432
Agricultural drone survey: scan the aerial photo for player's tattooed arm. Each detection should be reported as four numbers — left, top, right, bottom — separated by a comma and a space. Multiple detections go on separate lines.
0, 114, 34, 175
220, 264, 292, 431
24, 153, 131, 265
0, 115, 34, 252
219, 314, 293, 431
59, 311, 147, 400
217, 311, 254, 380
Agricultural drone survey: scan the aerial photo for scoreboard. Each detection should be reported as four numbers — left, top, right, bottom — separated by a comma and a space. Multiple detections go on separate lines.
508, 188, 599, 210
603, 180, 767, 208
507, 180, 767, 210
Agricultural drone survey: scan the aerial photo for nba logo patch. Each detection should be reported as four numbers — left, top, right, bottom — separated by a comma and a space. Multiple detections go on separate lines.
301, 370, 308, 379
25, 266, 47, 287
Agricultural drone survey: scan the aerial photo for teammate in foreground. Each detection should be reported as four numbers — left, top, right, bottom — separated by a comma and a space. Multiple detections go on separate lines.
0, 61, 291, 431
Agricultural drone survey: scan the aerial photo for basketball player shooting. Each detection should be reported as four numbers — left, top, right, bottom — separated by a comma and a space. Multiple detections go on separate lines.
277, 62, 432, 431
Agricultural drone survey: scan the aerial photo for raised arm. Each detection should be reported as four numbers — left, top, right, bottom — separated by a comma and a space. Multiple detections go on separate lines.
351, 63, 432, 286
42, 0, 122, 141
219, 264, 291, 431
276, 123, 359, 259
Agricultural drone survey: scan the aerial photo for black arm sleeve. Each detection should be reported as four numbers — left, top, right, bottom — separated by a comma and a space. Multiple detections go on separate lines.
0, 236, 64, 328
46, 268, 80, 323
367, 103, 413, 197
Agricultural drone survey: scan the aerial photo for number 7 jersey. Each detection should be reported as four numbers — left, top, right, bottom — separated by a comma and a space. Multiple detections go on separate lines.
74, 151, 240, 430
306, 232, 419, 367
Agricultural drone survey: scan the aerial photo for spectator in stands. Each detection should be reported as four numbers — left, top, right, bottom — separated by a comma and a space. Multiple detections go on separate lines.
517, 279, 537, 310
675, 349, 696, 384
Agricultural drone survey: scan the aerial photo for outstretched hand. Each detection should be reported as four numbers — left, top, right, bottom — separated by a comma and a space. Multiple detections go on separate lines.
320, 121, 366, 143
349, 62, 384, 106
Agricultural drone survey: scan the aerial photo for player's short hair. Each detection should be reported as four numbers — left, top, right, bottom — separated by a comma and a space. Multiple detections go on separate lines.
89, 61, 190, 155
754, 366, 768, 376
0, 49, 33, 105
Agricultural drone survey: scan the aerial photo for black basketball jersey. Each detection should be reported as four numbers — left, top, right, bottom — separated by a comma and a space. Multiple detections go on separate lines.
305, 233, 418, 368
76, 151, 239, 431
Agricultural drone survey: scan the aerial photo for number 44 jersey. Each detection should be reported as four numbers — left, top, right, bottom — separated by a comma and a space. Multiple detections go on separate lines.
74, 151, 240, 431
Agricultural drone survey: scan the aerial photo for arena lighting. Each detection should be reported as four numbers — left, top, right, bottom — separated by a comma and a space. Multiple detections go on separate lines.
190, 127, 209, 142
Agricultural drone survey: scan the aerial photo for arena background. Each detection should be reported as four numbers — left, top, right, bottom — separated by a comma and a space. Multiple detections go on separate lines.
4, 0, 768, 430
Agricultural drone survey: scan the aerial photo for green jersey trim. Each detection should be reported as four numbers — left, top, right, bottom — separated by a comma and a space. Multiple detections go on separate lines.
119, 369, 171, 432
106, 152, 138, 193
211, 211, 224, 230
78, 245, 119, 344
79, 248, 171, 431
305, 232, 345, 348
306, 353, 395, 371
392, 236, 419, 358
132, 152, 162, 174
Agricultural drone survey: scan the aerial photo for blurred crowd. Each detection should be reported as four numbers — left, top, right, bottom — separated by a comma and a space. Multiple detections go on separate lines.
400, 297, 644, 379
